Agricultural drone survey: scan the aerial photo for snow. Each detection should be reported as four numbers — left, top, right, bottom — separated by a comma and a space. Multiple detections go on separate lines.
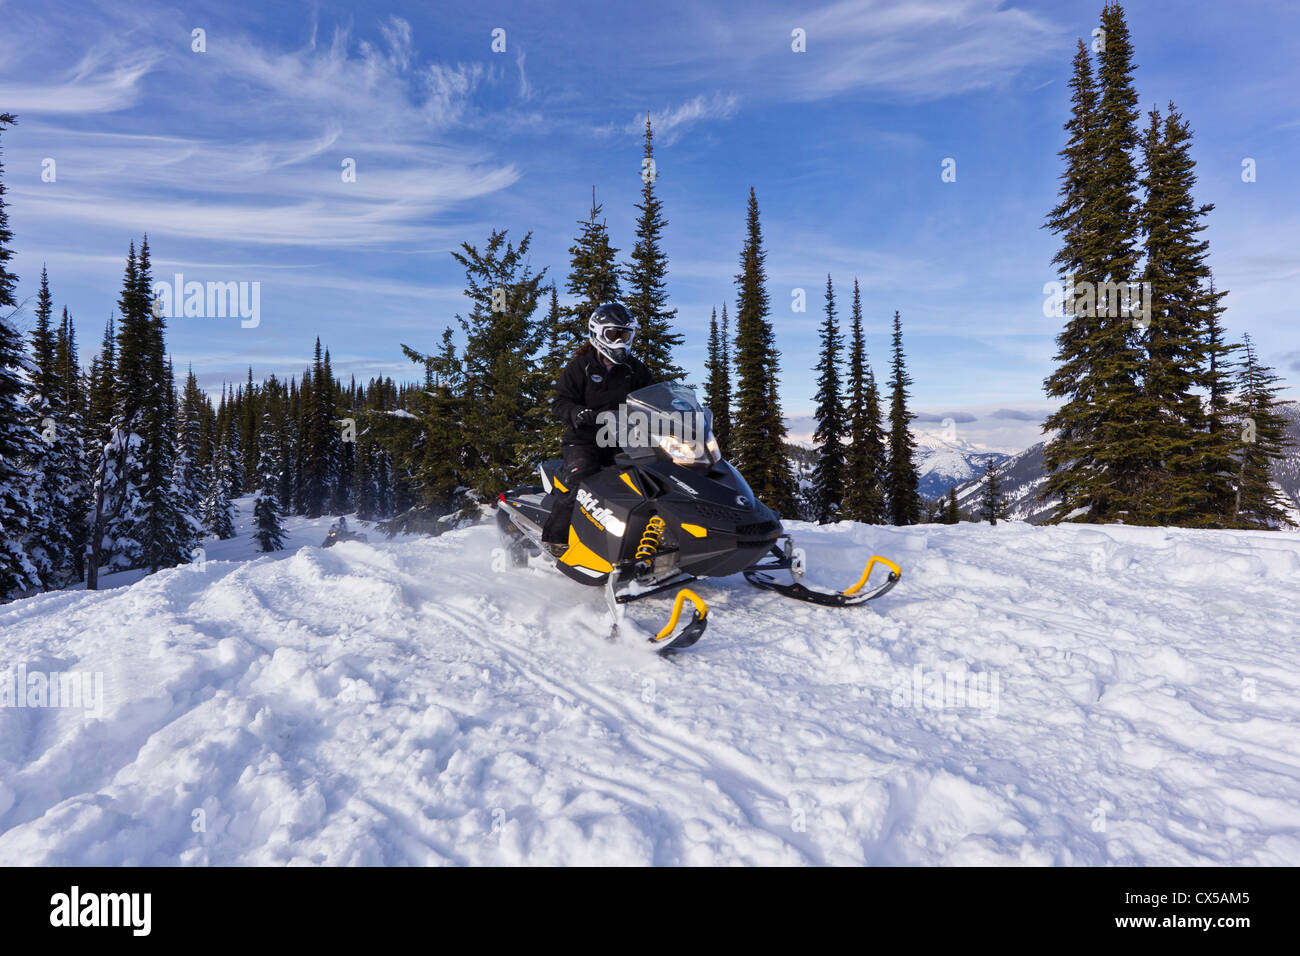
2, 501, 1299, 865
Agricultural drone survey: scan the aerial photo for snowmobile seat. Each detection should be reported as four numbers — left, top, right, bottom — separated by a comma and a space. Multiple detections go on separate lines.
538, 459, 568, 494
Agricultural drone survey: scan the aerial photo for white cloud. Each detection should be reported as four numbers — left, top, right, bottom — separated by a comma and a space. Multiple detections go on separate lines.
683, 0, 1061, 103
627, 93, 740, 144
0, 46, 159, 113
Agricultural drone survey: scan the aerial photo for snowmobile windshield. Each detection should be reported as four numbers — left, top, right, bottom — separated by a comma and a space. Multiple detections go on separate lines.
618, 384, 721, 468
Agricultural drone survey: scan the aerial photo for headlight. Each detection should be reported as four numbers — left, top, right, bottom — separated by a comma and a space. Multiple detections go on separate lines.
658, 434, 707, 465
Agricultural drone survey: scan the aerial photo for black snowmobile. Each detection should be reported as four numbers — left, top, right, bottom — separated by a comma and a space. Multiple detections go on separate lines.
496, 383, 901, 653
322, 519, 368, 548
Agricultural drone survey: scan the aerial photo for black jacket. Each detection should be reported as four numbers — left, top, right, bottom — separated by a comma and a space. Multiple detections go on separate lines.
553, 347, 653, 446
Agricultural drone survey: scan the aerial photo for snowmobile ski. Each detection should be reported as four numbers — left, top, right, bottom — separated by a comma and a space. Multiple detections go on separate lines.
744, 543, 901, 606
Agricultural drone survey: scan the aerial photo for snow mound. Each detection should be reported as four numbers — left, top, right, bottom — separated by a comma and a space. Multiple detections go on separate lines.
2, 517, 1299, 865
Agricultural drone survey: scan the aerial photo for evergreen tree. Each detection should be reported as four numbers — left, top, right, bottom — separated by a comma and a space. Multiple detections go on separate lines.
25, 267, 85, 588
91, 243, 150, 579
298, 340, 334, 517
810, 274, 846, 523
1232, 334, 1294, 528
943, 487, 961, 524
56, 307, 84, 418
1133, 104, 1233, 525
55, 305, 91, 581
174, 367, 209, 551
729, 188, 796, 514
1042, 10, 1146, 523
1199, 278, 1239, 522
352, 436, 379, 521
0, 112, 42, 599
202, 441, 237, 540
885, 311, 921, 525
624, 114, 684, 381
842, 279, 887, 523
86, 315, 116, 467
134, 237, 192, 572
716, 304, 733, 454
979, 459, 1009, 525
251, 411, 286, 551
452, 229, 549, 496
703, 305, 733, 456
399, 327, 467, 514
559, 188, 621, 350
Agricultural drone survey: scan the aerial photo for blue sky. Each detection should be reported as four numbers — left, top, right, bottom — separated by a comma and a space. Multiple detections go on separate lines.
2, 0, 1297, 452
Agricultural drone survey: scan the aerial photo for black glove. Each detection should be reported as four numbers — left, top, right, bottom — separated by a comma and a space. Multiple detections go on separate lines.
572, 407, 598, 429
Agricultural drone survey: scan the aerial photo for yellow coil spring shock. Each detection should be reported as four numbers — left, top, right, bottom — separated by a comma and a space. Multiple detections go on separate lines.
635, 515, 666, 562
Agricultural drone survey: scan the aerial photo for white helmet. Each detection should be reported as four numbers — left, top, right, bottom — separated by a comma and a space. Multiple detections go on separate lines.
588, 303, 638, 364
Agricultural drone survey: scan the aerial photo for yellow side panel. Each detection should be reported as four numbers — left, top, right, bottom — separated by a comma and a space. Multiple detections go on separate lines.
560, 524, 613, 573
619, 473, 641, 495
680, 523, 708, 538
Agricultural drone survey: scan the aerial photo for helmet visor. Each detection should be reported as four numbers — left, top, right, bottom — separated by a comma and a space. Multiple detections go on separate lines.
596, 325, 635, 347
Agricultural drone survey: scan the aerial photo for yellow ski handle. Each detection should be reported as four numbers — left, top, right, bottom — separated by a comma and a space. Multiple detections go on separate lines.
654, 588, 708, 642
842, 556, 903, 596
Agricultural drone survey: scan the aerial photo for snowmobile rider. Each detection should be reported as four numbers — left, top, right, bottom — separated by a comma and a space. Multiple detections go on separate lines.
542, 303, 653, 556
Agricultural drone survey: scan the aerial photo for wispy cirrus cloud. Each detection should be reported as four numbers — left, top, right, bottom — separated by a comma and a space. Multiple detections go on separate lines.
0, 46, 160, 113
8, 16, 517, 250
624, 93, 740, 144
674, 0, 1061, 102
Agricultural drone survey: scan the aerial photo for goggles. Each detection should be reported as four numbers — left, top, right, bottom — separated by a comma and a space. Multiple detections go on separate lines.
594, 324, 636, 347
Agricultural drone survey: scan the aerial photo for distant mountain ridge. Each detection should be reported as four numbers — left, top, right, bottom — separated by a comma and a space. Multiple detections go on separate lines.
950, 402, 1300, 526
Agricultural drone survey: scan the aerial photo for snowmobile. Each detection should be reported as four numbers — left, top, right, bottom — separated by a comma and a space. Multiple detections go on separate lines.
496, 383, 902, 654
322, 520, 368, 548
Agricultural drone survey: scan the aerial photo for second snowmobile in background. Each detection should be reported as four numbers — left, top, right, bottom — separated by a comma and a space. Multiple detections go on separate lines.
496, 383, 901, 653
322, 518, 368, 548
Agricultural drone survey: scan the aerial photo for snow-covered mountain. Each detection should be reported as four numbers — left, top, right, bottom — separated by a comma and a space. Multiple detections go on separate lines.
952, 402, 1300, 525
913, 432, 1009, 499
3, 502, 1300, 865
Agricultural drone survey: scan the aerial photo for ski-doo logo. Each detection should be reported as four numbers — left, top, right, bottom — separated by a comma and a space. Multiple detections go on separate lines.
577, 489, 626, 537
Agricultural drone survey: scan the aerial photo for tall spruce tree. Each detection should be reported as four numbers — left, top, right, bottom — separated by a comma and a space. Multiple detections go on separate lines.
25, 267, 86, 588
559, 188, 621, 350
134, 237, 191, 572
90, 242, 150, 580
1042, 9, 1147, 523
0, 112, 42, 599
624, 114, 684, 381
810, 274, 846, 523
1133, 103, 1230, 524
703, 306, 733, 455
399, 327, 467, 515
174, 367, 209, 549
1232, 334, 1293, 528
730, 188, 796, 514
452, 229, 549, 496
717, 304, 733, 454
843, 279, 887, 523
299, 339, 334, 518
885, 311, 921, 525
1199, 278, 1239, 522
55, 305, 91, 581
